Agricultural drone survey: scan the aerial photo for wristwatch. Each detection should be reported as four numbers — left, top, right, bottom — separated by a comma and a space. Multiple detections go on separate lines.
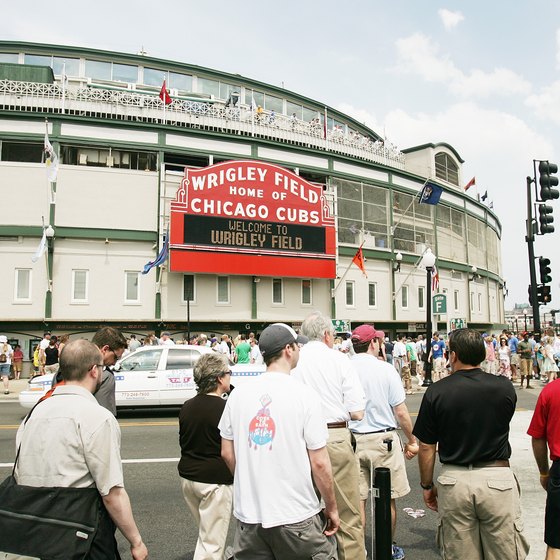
420, 481, 434, 490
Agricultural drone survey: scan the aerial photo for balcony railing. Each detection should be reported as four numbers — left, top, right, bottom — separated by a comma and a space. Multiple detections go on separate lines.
0, 79, 405, 170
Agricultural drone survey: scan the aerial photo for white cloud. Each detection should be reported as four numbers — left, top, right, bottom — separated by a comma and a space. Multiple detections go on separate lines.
438, 9, 464, 30
395, 33, 532, 99
526, 81, 560, 124
382, 102, 555, 305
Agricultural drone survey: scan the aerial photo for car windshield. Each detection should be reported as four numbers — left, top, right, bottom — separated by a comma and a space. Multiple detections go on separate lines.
119, 349, 162, 371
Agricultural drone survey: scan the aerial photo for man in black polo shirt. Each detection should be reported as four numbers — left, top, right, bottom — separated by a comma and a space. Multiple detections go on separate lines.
413, 328, 529, 560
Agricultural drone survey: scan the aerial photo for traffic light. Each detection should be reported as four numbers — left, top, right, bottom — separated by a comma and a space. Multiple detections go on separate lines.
538, 204, 555, 234
539, 161, 559, 201
538, 284, 552, 304
539, 257, 552, 284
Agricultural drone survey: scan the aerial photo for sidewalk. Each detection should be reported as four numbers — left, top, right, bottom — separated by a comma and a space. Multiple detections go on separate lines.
0, 378, 30, 403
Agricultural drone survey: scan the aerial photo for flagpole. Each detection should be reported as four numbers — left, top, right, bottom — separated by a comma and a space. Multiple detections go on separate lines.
61, 63, 66, 115
324, 107, 328, 152
163, 74, 167, 124
251, 89, 255, 138
333, 242, 364, 295
390, 178, 429, 236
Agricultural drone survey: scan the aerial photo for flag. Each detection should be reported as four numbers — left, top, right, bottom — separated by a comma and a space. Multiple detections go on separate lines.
142, 231, 169, 274
431, 265, 440, 291
419, 181, 443, 205
31, 228, 47, 263
464, 176, 476, 191
159, 80, 172, 105
44, 131, 58, 183
481, 190, 488, 201
352, 244, 367, 278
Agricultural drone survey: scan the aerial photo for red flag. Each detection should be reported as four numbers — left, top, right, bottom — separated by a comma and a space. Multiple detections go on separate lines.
159, 80, 172, 105
352, 245, 368, 278
464, 176, 475, 191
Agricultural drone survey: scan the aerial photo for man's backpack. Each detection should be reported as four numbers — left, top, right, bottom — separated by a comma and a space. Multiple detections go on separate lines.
0, 344, 7, 363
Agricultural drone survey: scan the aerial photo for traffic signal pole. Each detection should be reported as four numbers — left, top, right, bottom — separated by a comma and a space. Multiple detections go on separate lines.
526, 175, 541, 333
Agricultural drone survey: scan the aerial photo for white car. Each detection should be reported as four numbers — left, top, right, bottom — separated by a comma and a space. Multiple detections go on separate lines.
19, 345, 265, 410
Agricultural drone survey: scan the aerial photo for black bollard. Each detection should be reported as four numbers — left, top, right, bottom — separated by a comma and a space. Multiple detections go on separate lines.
374, 466, 392, 560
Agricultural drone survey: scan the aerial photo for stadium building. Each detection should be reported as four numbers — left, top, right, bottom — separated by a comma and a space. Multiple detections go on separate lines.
0, 41, 505, 360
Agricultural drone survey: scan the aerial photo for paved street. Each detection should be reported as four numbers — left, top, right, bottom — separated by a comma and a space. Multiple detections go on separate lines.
0, 377, 548, 559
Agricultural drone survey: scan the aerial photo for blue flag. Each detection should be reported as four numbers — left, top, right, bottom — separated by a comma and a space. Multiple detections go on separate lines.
142, 231, 169, 274
419, 182, 443, 205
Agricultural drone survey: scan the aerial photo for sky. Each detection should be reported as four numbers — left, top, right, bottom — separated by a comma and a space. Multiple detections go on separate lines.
3, 0, 560, 310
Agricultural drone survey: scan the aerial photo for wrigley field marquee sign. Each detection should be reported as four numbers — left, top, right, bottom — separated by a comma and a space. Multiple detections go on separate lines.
170, 161, 336, 277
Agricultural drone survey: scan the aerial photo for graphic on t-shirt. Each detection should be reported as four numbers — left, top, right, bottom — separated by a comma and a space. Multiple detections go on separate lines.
248, 394, 276, 450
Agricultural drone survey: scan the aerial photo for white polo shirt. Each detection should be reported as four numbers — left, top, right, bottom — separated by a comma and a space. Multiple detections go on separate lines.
292, 341, 365, 423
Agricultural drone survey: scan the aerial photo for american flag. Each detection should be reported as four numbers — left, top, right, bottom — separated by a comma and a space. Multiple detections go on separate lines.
431, 265, 440, 291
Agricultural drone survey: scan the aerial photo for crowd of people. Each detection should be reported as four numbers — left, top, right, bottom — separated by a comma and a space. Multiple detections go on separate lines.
2, 318, 560, 559
176, 316, 558, 560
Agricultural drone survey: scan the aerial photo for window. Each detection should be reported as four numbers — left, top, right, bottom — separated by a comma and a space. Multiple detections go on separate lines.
183, 275, 195, 302
345, 281, 355, 307
401, 285, 409, 309
217, 277, 230, 304
418, 286, 425, 309
24, 54, 51, 67
72, 270, 88, 303
272, 278, 283, 304
470, 292, 474, 312
15, 269, 31, 301
85, 60, 112, 80
301, 280, 312, 305
0, 53, 18, 63
435, 152, 459, 185
368, 282, 377, 307
1, 142, 43, 163
198, 77, 220, 98
478, 293, 482, 312
125, 271, 140, 303
454, 290, 460, 311
143, 67, 166, 87
113, 63, 137, 83
166, 349, 200, 369
53, 57, 79, 76
169, 71, 193, 91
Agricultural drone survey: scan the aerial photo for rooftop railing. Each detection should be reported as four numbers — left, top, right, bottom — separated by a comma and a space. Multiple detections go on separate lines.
0, 79, 405, 170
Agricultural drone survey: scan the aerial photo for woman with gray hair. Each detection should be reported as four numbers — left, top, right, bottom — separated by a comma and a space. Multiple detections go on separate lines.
178, 353, 233, 559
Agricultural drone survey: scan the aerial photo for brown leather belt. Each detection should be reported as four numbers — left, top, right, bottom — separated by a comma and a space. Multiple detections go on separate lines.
327, 421, 348, 429
471, 460, 510, 468
447, 459, 510, 468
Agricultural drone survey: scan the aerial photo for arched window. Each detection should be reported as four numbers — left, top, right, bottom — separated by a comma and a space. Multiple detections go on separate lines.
435, 152, 459, 185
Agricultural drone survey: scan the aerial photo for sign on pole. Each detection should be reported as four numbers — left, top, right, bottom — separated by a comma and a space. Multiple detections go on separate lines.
433, 294, 447, 315
332, 319, 351, 333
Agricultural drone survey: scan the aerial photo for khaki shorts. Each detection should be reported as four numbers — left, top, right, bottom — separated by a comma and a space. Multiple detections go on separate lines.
353, 431, 410, 500
520, 358, 533, 376
511, 353, 520, 367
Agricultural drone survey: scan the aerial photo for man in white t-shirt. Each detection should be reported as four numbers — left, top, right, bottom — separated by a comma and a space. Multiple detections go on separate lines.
220, 323, 339, 559
159, 331, 175, 346
38, 331, 51, 374
292, 311, 366, 560
249, 337, 263, 365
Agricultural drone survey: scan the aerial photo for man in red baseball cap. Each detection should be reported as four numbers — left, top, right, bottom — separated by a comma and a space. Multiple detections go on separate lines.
349, 324, 418, 560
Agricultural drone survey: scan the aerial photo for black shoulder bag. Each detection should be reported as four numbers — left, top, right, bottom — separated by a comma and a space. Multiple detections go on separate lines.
0, 396, 117, 559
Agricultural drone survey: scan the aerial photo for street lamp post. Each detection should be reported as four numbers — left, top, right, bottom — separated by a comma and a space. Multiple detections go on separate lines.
523, 308, 528, 332
422, 249, 437, 387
